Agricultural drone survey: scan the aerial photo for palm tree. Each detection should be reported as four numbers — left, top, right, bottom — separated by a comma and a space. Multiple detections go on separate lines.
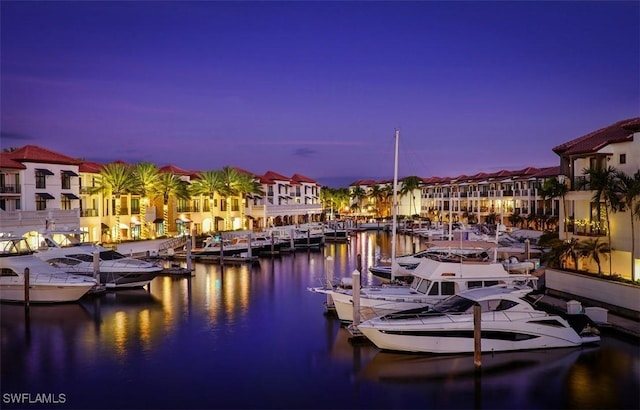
350, 186, 367, 216
507, 211, 524, 229
215, 166, 244, 230
580, 166, 620, 274
368, 185, 386, 218
132, 162, 161, 239
399, 176, 422, 218
157, 172, 190, 236
333, 188, 351, 217
540, 237, 580, 270
614, 169, 640, 281
540, 177, 568, 234
90, 162, 137, 243
381, 183, 394, 218
577, 238, 610, 275
189, 170, 223, 233
235, 172, 264, 229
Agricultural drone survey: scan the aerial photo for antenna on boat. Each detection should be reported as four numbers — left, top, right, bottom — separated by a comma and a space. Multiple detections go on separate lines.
391, 129, 399, 282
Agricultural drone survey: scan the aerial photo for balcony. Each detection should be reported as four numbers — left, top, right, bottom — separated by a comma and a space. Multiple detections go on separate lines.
0, 184, 20, 194
573, 176, 590, 191
81, 208, 99, 217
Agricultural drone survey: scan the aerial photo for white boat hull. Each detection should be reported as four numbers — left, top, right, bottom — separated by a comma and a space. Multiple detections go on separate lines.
330, 289, 434, 323
1, 281, 95, 303
358, 312, 598, 354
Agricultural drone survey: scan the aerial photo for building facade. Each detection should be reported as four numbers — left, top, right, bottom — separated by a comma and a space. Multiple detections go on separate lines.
1, 145, 323, 244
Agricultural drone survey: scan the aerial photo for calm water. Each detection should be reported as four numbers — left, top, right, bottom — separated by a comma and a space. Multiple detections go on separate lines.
1, 232, 639, 410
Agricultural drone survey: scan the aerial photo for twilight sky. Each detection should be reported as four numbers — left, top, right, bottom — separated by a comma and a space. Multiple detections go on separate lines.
1, 1, 638, 187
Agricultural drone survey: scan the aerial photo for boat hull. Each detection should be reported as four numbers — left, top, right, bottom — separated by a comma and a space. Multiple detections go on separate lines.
329, 288, 434, 323
0, 282, 95, 303
358, 316, 597, 354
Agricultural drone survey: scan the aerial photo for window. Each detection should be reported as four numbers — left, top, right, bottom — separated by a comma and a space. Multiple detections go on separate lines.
35, 170, 47, 189
220, 199, 227, 211
61, 172, 72, 189
231, 198, 239, 212
61, 195, 72, 210
131, 198, 140, 214
36, 195, 47, 210
441, 282, 455, 296
620, 154, 626, 165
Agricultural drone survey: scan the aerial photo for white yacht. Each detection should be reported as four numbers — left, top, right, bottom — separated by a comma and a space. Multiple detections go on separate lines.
33, 229, 162, 289
0, 235, 97, 303
310, 257, 537, 323
357, 285, 601, 354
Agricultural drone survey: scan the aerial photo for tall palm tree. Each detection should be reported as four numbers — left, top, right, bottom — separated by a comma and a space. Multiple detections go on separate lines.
368, 185, 386, 218
381, 183, 394, 218
189, 170, 223, 234
132, 162, 161, 239
577, 238, 610, 275
580, 166, 619, 274
399, 176, 422, 218
215, 166, 244, 230
350, 186, 367, 216
235, 172, 264, 229
157, 172, 190, 236
614, 169, 640, 281
336, 188, 351, 217
540, 177, 568, 234
90, 162, 137, 242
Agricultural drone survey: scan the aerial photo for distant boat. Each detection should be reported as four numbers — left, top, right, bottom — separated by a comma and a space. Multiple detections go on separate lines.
0, 235, 97, 303
192, 234, 274, 257
266, 226, 325, 249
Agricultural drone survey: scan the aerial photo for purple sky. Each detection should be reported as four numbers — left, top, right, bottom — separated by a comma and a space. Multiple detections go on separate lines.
1, 1, 638, 187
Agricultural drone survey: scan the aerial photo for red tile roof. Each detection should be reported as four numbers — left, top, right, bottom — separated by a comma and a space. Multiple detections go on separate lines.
6, 145, 82, 165
291, 173, 317, 184
79, 161, 104, 173
531, 166, 560, 178
0, 152, 27, 169
552, 117, 639, 156
159, 164, 197, 177
262, 170, 290, 182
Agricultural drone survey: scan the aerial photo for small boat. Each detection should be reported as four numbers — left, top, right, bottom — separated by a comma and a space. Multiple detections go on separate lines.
33, 229, 162, 289
0, 235, 97, 303
192, 234, 278, 257
266, 226, 325, 249
357, 284, 601, 354
322, 224, 350, 242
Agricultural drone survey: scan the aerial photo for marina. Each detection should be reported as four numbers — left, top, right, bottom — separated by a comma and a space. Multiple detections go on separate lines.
1, 231, 638, 410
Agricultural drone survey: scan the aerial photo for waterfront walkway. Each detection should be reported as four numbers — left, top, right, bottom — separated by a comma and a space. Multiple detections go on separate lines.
537, 293, 640, 340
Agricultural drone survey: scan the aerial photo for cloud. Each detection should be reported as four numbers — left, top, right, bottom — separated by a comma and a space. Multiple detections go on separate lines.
0, 131, 36, 142
293, 147, 316, 158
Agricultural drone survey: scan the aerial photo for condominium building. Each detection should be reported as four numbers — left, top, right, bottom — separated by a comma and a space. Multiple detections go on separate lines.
0, 145, 323, 244
553, 117, 640, 278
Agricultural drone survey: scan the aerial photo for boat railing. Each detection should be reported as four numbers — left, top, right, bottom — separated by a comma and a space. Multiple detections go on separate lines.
31, 272, 96, 284
386, 309, 548, 324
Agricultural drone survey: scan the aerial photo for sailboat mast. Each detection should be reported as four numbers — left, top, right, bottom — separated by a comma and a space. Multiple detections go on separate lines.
391, 129, 399, 282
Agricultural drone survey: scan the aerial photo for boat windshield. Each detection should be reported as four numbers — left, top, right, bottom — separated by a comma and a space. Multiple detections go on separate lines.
99, 250, 127, 260
431, 295, 475, 314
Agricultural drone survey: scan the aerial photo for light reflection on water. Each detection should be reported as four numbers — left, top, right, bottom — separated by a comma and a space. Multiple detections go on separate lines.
1, 231, 638, 409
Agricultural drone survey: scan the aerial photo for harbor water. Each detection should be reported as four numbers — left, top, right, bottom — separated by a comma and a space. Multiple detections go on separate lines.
1, 232, 639, 409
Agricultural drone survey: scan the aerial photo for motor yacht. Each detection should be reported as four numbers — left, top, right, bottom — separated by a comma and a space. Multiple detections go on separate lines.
33, 229, 162, 289
310, 257, 538, 323
0, 235, 97, 303
357, 285, 600, 354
